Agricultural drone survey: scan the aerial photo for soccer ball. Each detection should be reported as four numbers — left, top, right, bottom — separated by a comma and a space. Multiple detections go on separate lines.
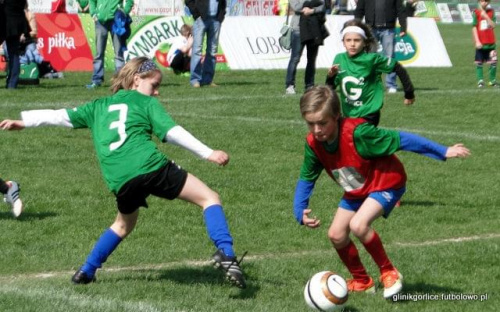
304, 271, 348, 311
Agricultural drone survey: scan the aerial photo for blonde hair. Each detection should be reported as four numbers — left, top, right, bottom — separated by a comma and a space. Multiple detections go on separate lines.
300, 86, 341, 119
110, 57, 162, 93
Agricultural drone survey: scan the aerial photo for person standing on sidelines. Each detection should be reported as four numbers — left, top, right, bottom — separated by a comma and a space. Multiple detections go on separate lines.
2, 0, 29, 89
185, 0, 226, 88
85, 0, 133, 89
0, 57, 247, 289
354, 0, 407, 93
293, 86, 469, 298
285, 0, 326, 95
472, 0, 497, 88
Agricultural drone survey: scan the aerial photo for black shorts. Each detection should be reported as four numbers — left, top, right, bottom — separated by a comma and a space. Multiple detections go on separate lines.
475, 48, 497, 64
170, 52, 190, 74
115, 161, 188, 214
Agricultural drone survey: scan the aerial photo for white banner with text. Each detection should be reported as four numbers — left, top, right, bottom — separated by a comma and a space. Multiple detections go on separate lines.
219, 15, 452, 70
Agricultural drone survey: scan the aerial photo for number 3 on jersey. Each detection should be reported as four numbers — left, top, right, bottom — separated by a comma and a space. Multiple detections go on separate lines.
108, 104, 128, 151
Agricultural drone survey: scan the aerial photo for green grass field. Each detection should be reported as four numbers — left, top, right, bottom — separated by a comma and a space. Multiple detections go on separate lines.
0, 23, 499, 311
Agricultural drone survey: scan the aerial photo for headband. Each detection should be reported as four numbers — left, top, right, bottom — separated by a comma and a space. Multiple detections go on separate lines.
137, 59, 158, 74
341, 26, 367, 39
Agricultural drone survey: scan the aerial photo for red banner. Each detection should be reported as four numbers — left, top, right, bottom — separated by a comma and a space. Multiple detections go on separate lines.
35, 13, 93, 71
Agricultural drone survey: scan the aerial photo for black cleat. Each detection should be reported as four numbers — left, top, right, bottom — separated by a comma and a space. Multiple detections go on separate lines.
71, 269, 96, 284
212, 249, 247, 289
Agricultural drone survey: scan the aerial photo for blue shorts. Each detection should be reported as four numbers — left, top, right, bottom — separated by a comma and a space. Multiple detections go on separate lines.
338, 186, 406, 218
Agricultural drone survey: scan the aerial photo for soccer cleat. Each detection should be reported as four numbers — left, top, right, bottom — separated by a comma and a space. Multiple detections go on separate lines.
71, 269, 96, 284
86, 82, 101, 89
346, 277, 376, 293
387, 87, 397, 94
212, 249, 247, 288
192, 82, 201, 88
394, 200, 401, 208
488, 81, 498, 87
285, 85, 296, 95
380, 269, 403, 299
4, 181, 23, 218
478, 80, 485, 88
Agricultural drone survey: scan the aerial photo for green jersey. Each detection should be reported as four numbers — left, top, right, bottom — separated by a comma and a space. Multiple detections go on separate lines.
66, 90, 177, 193
333, 51, 396, 118
299, 122, 400, 182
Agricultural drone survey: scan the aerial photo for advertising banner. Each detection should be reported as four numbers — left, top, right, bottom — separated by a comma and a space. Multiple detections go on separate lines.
220, 15, 452, 70
32, 15, 451, 72
35, 13, 93, 71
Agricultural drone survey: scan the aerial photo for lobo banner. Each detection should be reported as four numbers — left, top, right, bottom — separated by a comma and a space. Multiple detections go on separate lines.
220, 15, 452, 69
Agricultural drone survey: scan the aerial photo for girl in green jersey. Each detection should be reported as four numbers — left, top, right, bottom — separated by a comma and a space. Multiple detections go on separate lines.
0, 57, 246, 288
326, 19, 415, 126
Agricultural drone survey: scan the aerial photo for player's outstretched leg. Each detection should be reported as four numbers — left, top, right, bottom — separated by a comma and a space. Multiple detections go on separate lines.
212, 249, 247, 289
3, 180, 23, 218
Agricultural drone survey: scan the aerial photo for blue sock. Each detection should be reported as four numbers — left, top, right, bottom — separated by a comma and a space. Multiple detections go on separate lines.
81, 228, 122, 276
203, 204, 234, 257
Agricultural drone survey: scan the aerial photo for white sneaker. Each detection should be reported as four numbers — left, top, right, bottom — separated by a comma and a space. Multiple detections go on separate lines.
285, 85, 296, 95
387, 87, 397, 94
4, 181, 23, 218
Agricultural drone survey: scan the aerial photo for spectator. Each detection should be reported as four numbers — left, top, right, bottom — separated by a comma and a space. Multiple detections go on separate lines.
20, 7, 63, 79
167, 24, 193, 76
405, 0, 419, 17
354, 0, 407, 93
185, 0, 226, 88
285, 0, 327, 95
3, 0, 29, 89
77, 0, 90, 13
472, 0, 497, 88
86, 0, 133, 89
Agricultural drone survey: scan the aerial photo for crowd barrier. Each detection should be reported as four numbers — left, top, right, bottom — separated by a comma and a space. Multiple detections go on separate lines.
27, 15, 450, 73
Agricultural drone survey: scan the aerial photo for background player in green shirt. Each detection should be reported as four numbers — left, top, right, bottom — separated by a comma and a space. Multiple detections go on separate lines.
293, 86, 469, 298
0, 57, 246, 288
326, 19, 415, 126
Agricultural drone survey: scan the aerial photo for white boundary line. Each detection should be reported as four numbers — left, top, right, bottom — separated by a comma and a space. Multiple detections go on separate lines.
1, 233, 498, 282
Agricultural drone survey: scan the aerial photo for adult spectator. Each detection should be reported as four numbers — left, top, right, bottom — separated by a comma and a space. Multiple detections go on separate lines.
3, 0, 29, 89
86, 0, 133, 89
185, 0, 226, 88
354, 0, 407, 93
284, 0, 326, 95
77, 0, 90, 13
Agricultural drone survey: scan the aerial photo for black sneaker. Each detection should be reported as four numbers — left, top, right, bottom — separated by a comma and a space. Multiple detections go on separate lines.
71, 269, 96, 284
212, 249, 247, 288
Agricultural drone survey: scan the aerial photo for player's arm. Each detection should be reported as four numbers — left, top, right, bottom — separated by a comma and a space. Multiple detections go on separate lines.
165, 126, 230, 166
480, 8, 496, 28
472, 11, 483, 48
354, 123, 470, 160
399, 131, 470, 160
293, 143, 322, 227
393, 62, 415, 105
0, 109, 73, 130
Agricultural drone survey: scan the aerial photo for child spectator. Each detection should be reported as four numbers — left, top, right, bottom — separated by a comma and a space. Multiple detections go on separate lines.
472, 0, 497, 87
167, 24, 193, 76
